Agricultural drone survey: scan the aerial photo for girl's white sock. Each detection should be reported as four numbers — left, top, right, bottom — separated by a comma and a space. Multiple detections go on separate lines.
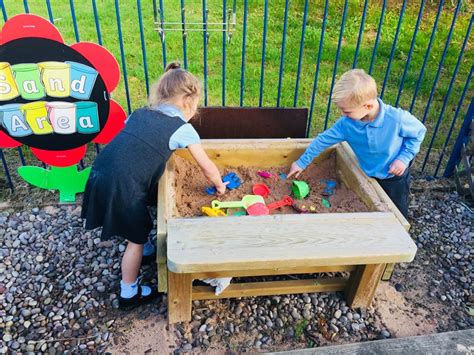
143, 240, 155, 256
120, 279, 151, 298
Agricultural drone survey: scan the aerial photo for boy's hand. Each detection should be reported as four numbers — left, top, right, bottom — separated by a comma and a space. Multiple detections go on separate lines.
388, 159, 407, 176
287, 162, 304, 179
216, 181, 229, 195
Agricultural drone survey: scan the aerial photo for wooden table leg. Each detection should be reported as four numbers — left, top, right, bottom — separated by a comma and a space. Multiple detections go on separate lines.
157, 261, 168, 293
345, 264, 385, 308
168, 272, 193, 324
381, 263, 395, 281
156, 231, 168, 292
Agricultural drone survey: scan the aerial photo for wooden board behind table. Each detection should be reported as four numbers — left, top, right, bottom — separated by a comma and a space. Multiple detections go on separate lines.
192, 107, 308, 139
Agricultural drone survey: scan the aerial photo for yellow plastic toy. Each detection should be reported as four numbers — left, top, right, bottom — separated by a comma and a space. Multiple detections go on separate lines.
201, 206, 226, 217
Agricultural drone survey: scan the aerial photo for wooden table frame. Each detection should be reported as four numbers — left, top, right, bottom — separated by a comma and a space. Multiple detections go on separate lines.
167, 264, 386, 324
157, 139, 413, 323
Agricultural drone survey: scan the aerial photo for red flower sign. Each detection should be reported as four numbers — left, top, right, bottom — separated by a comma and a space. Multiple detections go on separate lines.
0, 14, 126, 167
0, 14, 127, 202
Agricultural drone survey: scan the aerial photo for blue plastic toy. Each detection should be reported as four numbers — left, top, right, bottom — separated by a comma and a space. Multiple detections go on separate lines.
321, 179, 336, 196
205, 172, 242, 195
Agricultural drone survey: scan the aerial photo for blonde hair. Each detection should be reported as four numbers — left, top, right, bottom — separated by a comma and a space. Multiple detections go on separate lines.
331, 69, 377, 107
148, 61, 202, 107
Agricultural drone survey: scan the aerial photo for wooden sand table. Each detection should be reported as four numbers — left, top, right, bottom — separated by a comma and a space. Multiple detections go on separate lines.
156, 139, 415, 323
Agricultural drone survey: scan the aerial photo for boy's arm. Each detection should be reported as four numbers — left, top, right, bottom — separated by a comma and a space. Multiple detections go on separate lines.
396, 112, 427, 166
296, 119, 346, 170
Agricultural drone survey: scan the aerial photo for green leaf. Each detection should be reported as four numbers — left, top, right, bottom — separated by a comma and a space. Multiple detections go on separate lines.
18, 166, 51, 189
18, 165, 91, 203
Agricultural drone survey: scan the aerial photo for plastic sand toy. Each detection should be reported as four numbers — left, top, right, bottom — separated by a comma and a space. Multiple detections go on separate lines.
205, 172, 242, 195
322, 198, 331, 208
201, 207, 226, 217
257, 170, 272, 178
267, 195, 294, 212
292, 180, 310, 199
226, 207, 247, 216
246, 202, 269, 216
321, 179, 337, 196
212, 195, 264, 209
292, 204, 309, 213
252, 183, 270, 198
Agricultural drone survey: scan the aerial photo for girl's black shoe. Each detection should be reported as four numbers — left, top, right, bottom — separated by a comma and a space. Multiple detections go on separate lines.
118, 285, 158, 310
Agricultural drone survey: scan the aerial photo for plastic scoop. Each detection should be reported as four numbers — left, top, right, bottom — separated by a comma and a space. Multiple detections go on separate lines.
292, 180, 310, 200
212, 195, 264, 209
267, 195, 294, 212
246, 202, 269, 216
252, 183, 270, 198
201, 207, 226, 217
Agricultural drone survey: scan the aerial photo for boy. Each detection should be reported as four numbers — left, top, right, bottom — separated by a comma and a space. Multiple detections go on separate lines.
287, 69, 426, 218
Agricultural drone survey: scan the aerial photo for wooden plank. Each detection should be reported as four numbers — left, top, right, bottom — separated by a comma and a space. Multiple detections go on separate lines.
381, 263, 396, 281
156, 163, 171, 258
193, 107, 308, 139
167, 272, 193, 323
191, 265, 356, 279
167, 212, 417, 273
192, 278, 347, 300
157, 261, 168, 293
345, 264, 385, 308
156, 162, 172, 292
269, 329, 474, 355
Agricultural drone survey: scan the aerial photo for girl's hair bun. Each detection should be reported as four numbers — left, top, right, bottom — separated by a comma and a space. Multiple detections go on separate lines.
165, 61, 181, 72
148, 60, 201, 107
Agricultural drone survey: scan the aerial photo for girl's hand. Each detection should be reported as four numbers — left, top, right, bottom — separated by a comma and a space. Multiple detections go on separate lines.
287, 161, 304, 179
388, 159, 407, 176
216, 182, 228, 195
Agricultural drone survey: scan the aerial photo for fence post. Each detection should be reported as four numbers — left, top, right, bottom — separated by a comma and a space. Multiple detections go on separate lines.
0, 149, 14, 191
444, 98, 474, 178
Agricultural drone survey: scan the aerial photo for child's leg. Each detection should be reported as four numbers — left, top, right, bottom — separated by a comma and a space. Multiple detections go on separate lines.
376, 169, 410, 218
119, 241, 157, 308
121, 241, 144, 283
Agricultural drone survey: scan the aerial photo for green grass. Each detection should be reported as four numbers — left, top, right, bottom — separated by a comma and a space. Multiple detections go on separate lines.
1, 0, 473, 173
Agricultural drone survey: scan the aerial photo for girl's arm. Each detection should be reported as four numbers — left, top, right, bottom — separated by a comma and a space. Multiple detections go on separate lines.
187, 143, 227, 194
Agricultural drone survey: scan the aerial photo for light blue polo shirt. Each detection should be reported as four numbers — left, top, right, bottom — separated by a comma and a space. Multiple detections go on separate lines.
153, 104, 201, 150
296, 99, 427, 179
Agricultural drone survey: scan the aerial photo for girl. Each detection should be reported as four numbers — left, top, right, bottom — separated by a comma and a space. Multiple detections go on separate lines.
81, 62, 227, 310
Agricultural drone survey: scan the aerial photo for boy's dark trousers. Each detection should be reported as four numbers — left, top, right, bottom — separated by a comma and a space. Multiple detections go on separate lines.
375, 169, 410, 219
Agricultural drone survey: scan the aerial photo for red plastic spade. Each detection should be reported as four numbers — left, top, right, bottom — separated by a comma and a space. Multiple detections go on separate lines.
267, 195, 294, 212
246, 202, 269, 216
252, 183, 270, 198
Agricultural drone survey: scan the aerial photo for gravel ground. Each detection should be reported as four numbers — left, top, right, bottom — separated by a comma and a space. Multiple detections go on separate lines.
0, 182, 472, 353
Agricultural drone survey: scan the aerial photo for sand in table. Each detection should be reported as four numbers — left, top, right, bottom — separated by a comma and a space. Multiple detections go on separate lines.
173, 152, 369, 217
